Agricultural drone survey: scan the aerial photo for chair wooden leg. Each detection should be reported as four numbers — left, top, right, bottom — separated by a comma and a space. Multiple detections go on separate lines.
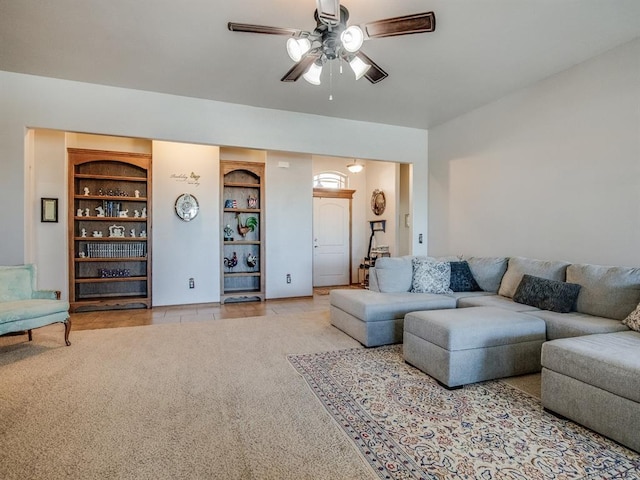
63, 319, 71, 346
28, 329, 33, 341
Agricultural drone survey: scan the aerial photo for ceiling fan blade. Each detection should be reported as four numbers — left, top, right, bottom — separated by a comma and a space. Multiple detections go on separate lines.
356, 51, 388, 84
281, 54, 321, 82
228, 22, 302, 36
316, 0, 341, 25
362, 12, 435, 39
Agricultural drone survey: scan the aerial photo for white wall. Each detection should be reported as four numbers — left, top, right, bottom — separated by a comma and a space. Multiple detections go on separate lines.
152, 141, 220, 306
29, 130, 67, 291
0, 71, 429, 284
428, 38, 640, 266
266, 151, 313, 298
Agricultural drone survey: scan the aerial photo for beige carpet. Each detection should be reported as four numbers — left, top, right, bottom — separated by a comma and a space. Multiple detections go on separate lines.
0, 312, 376, 480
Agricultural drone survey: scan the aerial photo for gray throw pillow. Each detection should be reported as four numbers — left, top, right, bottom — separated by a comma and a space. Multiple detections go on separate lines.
465, 257, 508, 293
449, 261, 481, 292
499, 257, 569, 298
411, 258, 452, 294
513, 274, 581, 313
375, 259, 413, 293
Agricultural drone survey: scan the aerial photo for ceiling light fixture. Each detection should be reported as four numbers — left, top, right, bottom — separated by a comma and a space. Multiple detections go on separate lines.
303, 61, 323, 85
340, 25, 364, 53
300, 22, 369, 85
349, 55, 371, 80
286, 37, 311, 62
346, 159, 364, 173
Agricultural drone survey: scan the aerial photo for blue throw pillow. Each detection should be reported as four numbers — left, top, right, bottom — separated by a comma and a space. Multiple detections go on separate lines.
513, 274, 581, 313
449, 261, 481, 292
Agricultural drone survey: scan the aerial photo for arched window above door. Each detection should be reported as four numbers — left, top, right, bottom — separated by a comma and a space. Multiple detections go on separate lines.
313, 171, 347, 189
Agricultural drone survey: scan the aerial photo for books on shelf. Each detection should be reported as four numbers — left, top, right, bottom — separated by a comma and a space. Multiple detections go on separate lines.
103, 200, 122, 217
86, 242, 146, 258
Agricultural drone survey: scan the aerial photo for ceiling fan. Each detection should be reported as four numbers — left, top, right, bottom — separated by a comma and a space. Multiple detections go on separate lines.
228, 0, 435, 85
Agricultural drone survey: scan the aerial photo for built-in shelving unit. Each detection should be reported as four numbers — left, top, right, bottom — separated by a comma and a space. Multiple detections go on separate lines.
68, 148, 152, 312
220, 161, 265, 303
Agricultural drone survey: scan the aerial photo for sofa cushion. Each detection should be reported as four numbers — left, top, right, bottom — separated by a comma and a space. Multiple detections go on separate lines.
622, 303, 640, 332
566, 263, 640, 320
411, 258, 452, 294
525, 310, 629, 340
498, 257, 569, 298
465, 257, 508, 293
329, 289, 456, 322
0, 265, 34, 302
541, 331, 640, 404
372, 256, 413, 293
405, 307, 546, 351
457, 294, 540, 312
513, 275, 581, 313
449, 261, 481, 292
447, 291, 496, 303
0, 299, 70, 324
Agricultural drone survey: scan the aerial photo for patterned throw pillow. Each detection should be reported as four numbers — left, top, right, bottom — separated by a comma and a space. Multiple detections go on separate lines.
449, 261, 481, 292
622, 303, 640, 332
513, 274, 581, 313
411, 258, 452, 294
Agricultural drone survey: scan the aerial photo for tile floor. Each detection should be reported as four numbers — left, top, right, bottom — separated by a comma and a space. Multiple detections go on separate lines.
70, 290, 334, 330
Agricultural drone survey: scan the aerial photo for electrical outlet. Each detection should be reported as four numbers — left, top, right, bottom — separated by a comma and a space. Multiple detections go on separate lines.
189, 278, 195, 289
286, 274, 291, 284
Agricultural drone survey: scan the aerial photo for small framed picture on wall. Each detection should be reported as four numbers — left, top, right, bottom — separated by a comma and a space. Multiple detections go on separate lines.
41, 198, 58, 223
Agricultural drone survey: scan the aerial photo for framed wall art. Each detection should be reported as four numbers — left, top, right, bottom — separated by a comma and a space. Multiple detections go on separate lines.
41, 198, 58, 223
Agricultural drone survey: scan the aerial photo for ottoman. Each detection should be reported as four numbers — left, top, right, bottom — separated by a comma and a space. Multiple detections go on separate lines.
403, 307, 547, 388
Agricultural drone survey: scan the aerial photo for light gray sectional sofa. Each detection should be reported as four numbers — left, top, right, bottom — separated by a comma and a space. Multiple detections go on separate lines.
329, 255, 640, 452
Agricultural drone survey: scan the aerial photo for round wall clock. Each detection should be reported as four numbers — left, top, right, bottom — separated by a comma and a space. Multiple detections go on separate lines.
175, 193, 199, 221
371, 189, 386, 216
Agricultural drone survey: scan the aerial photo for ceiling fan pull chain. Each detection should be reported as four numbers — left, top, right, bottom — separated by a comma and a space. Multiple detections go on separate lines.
329, 62, 334, 101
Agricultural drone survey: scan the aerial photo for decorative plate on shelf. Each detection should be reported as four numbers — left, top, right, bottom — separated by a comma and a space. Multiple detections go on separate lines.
175, 193, 199, 221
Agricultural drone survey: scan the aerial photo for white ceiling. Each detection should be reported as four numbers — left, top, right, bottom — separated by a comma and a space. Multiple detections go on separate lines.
1, 0, 639, 129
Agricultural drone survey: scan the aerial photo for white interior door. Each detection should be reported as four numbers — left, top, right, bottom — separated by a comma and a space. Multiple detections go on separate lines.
313, 197, 350, 287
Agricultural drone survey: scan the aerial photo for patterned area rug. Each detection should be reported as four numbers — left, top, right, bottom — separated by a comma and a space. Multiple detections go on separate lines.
288, 345, 640, 480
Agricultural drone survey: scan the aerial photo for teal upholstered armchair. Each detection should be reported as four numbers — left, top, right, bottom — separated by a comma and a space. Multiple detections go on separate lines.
0, 265, 71, 346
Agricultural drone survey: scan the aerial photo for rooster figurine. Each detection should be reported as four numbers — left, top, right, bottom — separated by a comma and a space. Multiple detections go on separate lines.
246, 253, 258, 269
236, 213, 258, 237
224, 252, 238, 271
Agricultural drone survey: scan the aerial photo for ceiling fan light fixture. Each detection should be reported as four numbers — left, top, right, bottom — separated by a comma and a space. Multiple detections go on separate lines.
346, 160, 364, 173
349, 56, 371, 80
286, 37, 311, 62
340, 25, 364, 53
303, 61, 323, 85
